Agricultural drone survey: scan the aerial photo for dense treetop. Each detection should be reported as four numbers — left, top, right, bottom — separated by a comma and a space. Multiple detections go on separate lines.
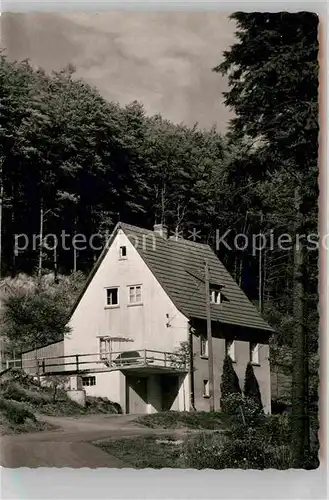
0, 13, 318, 360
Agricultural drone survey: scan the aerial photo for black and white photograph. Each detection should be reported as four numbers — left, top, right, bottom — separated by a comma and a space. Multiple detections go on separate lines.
0, 10, 320, 471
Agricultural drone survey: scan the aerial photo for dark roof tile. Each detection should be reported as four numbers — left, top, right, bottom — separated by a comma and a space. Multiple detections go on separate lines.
121, 223, 273, 333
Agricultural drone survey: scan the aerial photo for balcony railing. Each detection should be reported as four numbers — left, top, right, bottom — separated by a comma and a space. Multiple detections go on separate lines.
3, 349, 187, 376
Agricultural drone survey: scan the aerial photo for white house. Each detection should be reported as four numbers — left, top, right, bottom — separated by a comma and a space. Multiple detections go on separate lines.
60, 222, 274, 414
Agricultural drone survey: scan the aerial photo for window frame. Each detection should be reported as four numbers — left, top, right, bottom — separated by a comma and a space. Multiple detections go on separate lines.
99, 337, 111, 359
225, 339, 236, 362
250, 342, 260, 365
210, 289, 222, 305
127, 284, 143, 306
200, 334, 209, 358
105, 287, 119, 308
119, 246, 127, 259
82, 376, 96, 387
203, 379, 210, 398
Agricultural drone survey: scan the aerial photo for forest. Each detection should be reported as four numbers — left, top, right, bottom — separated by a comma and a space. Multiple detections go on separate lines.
0, 12, 319, 465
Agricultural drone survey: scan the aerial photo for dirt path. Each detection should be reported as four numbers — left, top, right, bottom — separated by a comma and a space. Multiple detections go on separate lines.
0, 414, 208, 468
0, 414, 140, 468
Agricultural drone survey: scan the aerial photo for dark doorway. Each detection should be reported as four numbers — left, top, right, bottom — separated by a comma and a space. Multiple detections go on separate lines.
160, 375, 179, 411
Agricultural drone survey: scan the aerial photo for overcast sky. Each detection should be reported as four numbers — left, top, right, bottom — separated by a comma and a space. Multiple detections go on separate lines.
1, 12, 236, 132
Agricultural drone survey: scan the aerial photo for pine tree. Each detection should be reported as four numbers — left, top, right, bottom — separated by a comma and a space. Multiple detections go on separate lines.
220, 355, 241, 408
215, 12, 318, 467
244, 362, 263, 410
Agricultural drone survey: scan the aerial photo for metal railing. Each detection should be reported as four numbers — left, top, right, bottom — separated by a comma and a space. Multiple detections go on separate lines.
3, 349, 187, 376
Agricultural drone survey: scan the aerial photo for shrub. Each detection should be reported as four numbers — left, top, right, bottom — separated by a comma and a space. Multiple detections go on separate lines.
183, 428, 293, 470
5, 368, 39, 388
1, 382, 27, 402
220, 393, 265, 428
244, 362, 263, 410
85, 396, 122, 414
220, 355, 241, 410
271, 399, 289, 414
168, 342, 193, 370
0, 381, 51, 406
47, 375, 69, 403
0, 397, 36, 425
183, 432, 226, 469
216, 432, 267, 469
2, 291, 70, 352
260, 414, 292, 446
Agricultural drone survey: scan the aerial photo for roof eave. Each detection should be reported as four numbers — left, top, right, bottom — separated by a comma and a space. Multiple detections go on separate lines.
189, 315, 275, 334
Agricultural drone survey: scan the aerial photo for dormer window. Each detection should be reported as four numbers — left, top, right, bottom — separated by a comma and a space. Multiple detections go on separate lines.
211, 289, 221, 304
119, 246, 127, 259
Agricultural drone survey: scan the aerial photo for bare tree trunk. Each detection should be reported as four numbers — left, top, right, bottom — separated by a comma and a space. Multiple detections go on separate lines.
11, 206, 16, 276
238, 258, 243, 287
204, 259, 215, 412
73, 243, 77, 273
38, 198, 44, 280
258, 210, 264, 313
73, 216, 77, 272
175, 201, 187, 235
161, 183, 166, 226
238, 211, 249, 287
0, 162, 3, 279
291, 185, 309, 467
54, 243, 58, 283
263, 249, 270, 304
234, 255, 238, 282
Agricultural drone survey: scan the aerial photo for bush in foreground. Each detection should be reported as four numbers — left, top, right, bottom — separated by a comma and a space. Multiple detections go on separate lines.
244, 362, 263, 410
183, 424, 293, 470
182, 399, 296, 470
0, 397, 36, 425
220, 356, 241, 411
220, 393, 265, 429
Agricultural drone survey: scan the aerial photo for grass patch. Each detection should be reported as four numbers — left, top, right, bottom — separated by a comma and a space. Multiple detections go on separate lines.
135, 411, 224, 430
0, 368, 122, 433
39, 395, 122, 416
96, 435, 184, 468
0, 397, 56, 435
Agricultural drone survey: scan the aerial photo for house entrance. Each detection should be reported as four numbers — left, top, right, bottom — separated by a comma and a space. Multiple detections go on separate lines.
160, 375, 179, 411
126, 375, 148, 414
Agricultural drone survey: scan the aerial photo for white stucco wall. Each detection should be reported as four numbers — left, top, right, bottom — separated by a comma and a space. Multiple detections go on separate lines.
66, 229, 188, 355
64, 229, 189, 408
78, 371, 124, 402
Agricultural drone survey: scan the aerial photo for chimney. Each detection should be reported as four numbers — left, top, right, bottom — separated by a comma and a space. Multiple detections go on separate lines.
153, 223, 168, 239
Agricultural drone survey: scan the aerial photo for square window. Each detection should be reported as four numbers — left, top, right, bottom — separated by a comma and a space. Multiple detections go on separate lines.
119, 246, 127, 258
200, 335, 208, 357
82, 376, 96, 387
250, 342, 260, 364
203, 379, 210, 397
225, 339, 236, 362
128, 285, 142, 304
106, 287, 119, 306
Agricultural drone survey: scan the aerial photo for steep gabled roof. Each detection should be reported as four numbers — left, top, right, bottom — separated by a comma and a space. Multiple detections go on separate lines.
70, 222, 273, 333
71, 222, 273, 332
120, 223, 273, 332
